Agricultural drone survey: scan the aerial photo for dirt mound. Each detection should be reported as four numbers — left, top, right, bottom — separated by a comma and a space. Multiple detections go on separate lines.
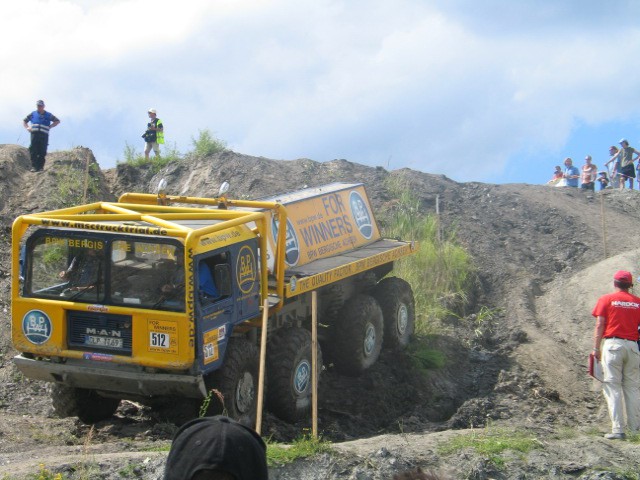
1, 147, 639, 478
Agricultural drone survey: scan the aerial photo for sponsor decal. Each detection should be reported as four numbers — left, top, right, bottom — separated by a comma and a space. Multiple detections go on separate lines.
294, 359, 311, 394
200, 230, 242, 246
287, 242, 414, 296
349, 190, 373, 239
272, 217, 300, 266
82, 352, 113, 362
611, 300, 640, 308
87, 304, 109, 313
45, 237, 104, 249
40, 218, 167, 236
203, 328, 220, 365
22, 310, 52, 345
218, 324, 227, 341
148, 319, 178, 354
236, 245, 257, 294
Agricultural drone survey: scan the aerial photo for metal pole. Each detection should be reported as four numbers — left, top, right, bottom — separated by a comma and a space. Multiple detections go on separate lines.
311, 290, 318, 438
256, 299, 269, 435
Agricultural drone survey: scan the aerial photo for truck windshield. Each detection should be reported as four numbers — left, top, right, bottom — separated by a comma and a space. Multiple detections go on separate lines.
26, 233, 185, 311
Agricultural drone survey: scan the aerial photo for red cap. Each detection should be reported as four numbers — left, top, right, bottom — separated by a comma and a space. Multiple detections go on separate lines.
614, 270, 633, 283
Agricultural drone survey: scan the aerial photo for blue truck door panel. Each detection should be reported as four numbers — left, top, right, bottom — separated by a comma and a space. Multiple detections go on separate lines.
196, 239, 260, 373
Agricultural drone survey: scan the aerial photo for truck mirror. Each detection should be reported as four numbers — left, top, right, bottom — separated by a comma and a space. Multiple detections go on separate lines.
214, 264, 232, 297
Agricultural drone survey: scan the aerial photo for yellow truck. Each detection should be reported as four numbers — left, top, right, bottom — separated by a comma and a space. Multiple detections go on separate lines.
11, 182, 415, 424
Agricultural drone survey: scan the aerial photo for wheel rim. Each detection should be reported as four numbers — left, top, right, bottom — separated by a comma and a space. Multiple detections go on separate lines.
293, 359, 311, 395
235, 372, 255, 414
364, 323, 376, 357
396, 303, 409, 336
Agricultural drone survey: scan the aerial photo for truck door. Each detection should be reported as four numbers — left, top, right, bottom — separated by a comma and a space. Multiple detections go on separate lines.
196, 238, 260, 373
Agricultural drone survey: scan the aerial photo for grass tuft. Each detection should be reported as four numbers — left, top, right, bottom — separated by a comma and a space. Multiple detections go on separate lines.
266, 435, 333, 467
437, 427, 543, 468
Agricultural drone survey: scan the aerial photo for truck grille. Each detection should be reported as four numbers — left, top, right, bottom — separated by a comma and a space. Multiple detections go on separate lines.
67, 311, 133, 356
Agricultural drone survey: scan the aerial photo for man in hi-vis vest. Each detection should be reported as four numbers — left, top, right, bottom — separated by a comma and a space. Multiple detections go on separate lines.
23, 99, 60, 172
143, 108, 164, 160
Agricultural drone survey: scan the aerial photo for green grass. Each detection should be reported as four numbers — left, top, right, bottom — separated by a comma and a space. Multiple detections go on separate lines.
119, 142, 178, 173
437, 427, 543, 468
407, 337, 447, 371
53, 162, 100, 208
266, 435, 333, 467
381, 175, 475, 334
119, 129, 226, 172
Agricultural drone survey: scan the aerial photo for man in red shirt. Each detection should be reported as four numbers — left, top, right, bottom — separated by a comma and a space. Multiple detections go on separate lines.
592, 270, 640, 439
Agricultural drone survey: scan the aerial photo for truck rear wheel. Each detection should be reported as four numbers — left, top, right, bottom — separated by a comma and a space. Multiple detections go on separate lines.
267, 327, 322, 422
331, 294, 383, 376
373, 277, 415, 349
211, 337, 259, 427
50, 384, 120, 423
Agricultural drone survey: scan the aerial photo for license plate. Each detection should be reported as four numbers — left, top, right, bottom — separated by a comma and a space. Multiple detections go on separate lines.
85, 335, 123, 348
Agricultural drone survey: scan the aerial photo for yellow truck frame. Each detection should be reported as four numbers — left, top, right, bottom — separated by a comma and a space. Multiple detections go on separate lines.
11, 182, 415, 424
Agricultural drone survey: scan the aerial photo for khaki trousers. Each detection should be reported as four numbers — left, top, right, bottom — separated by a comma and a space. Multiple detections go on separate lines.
601, 338, 640, 434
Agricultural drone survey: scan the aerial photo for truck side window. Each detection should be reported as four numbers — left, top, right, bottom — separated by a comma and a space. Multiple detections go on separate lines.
198, 253, 231, 305
198, 261, 220, 303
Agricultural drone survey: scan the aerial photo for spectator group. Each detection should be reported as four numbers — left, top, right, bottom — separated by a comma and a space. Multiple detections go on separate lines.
548, 139, 640, 191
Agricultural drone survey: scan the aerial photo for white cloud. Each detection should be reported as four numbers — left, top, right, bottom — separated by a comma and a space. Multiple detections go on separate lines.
4, 0, 640, 184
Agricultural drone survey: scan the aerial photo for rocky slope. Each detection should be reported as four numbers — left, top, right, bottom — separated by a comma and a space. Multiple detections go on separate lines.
1, 145, 640, 479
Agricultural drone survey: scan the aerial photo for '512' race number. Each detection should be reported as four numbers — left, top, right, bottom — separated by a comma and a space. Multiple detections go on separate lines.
150, 332, 169, 348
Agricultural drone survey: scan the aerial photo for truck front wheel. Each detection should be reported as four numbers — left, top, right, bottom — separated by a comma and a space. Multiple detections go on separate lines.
50, 384, 120, 423
373, 277, 415, 349
331, 294, 384, 376
267, 327, 322, 422
211, 337, 259, 427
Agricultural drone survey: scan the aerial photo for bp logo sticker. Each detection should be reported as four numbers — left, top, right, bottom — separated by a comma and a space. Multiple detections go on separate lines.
349, 191, 373, 239
22, 310, 52, 345
236, 245, 257, 294
294, 359, 311, 394
272, 217, 300, 266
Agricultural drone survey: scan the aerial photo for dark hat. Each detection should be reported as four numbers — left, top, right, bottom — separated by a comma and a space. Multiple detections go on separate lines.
36, 100, 45, 106
614, 270, 633, 284
164, 416, 268, 480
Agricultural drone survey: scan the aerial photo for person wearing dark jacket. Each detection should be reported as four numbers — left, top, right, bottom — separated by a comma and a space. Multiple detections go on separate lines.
23, 100, 60, 172
143, 108, 164, 160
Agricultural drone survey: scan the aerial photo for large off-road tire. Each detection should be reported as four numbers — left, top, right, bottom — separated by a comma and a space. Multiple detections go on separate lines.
331, 294, 384, 376
50, 384, 120, 423
267, 327, 322, 422
210, 337, 259, 427
372, 277, 415, 349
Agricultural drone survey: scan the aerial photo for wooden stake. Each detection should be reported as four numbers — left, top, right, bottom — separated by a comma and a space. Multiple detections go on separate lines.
256, 299, 269, 435
82, 153, 91, 203
600, 193, 608, 258
312, 290, 318, 438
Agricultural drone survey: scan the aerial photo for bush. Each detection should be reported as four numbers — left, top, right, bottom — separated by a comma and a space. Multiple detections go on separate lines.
191, 129, 227, 157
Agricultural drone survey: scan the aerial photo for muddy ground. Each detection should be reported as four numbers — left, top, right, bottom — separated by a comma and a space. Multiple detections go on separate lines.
0, 145, 639, 479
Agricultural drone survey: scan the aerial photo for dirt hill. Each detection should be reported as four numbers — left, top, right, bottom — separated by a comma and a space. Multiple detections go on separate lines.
1, 145, 640, 479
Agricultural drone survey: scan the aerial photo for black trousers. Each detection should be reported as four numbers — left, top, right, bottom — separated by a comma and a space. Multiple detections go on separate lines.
29, 132, 49, 170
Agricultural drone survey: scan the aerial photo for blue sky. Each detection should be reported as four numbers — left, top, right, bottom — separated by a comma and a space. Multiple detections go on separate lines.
4, 0, 640, 186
